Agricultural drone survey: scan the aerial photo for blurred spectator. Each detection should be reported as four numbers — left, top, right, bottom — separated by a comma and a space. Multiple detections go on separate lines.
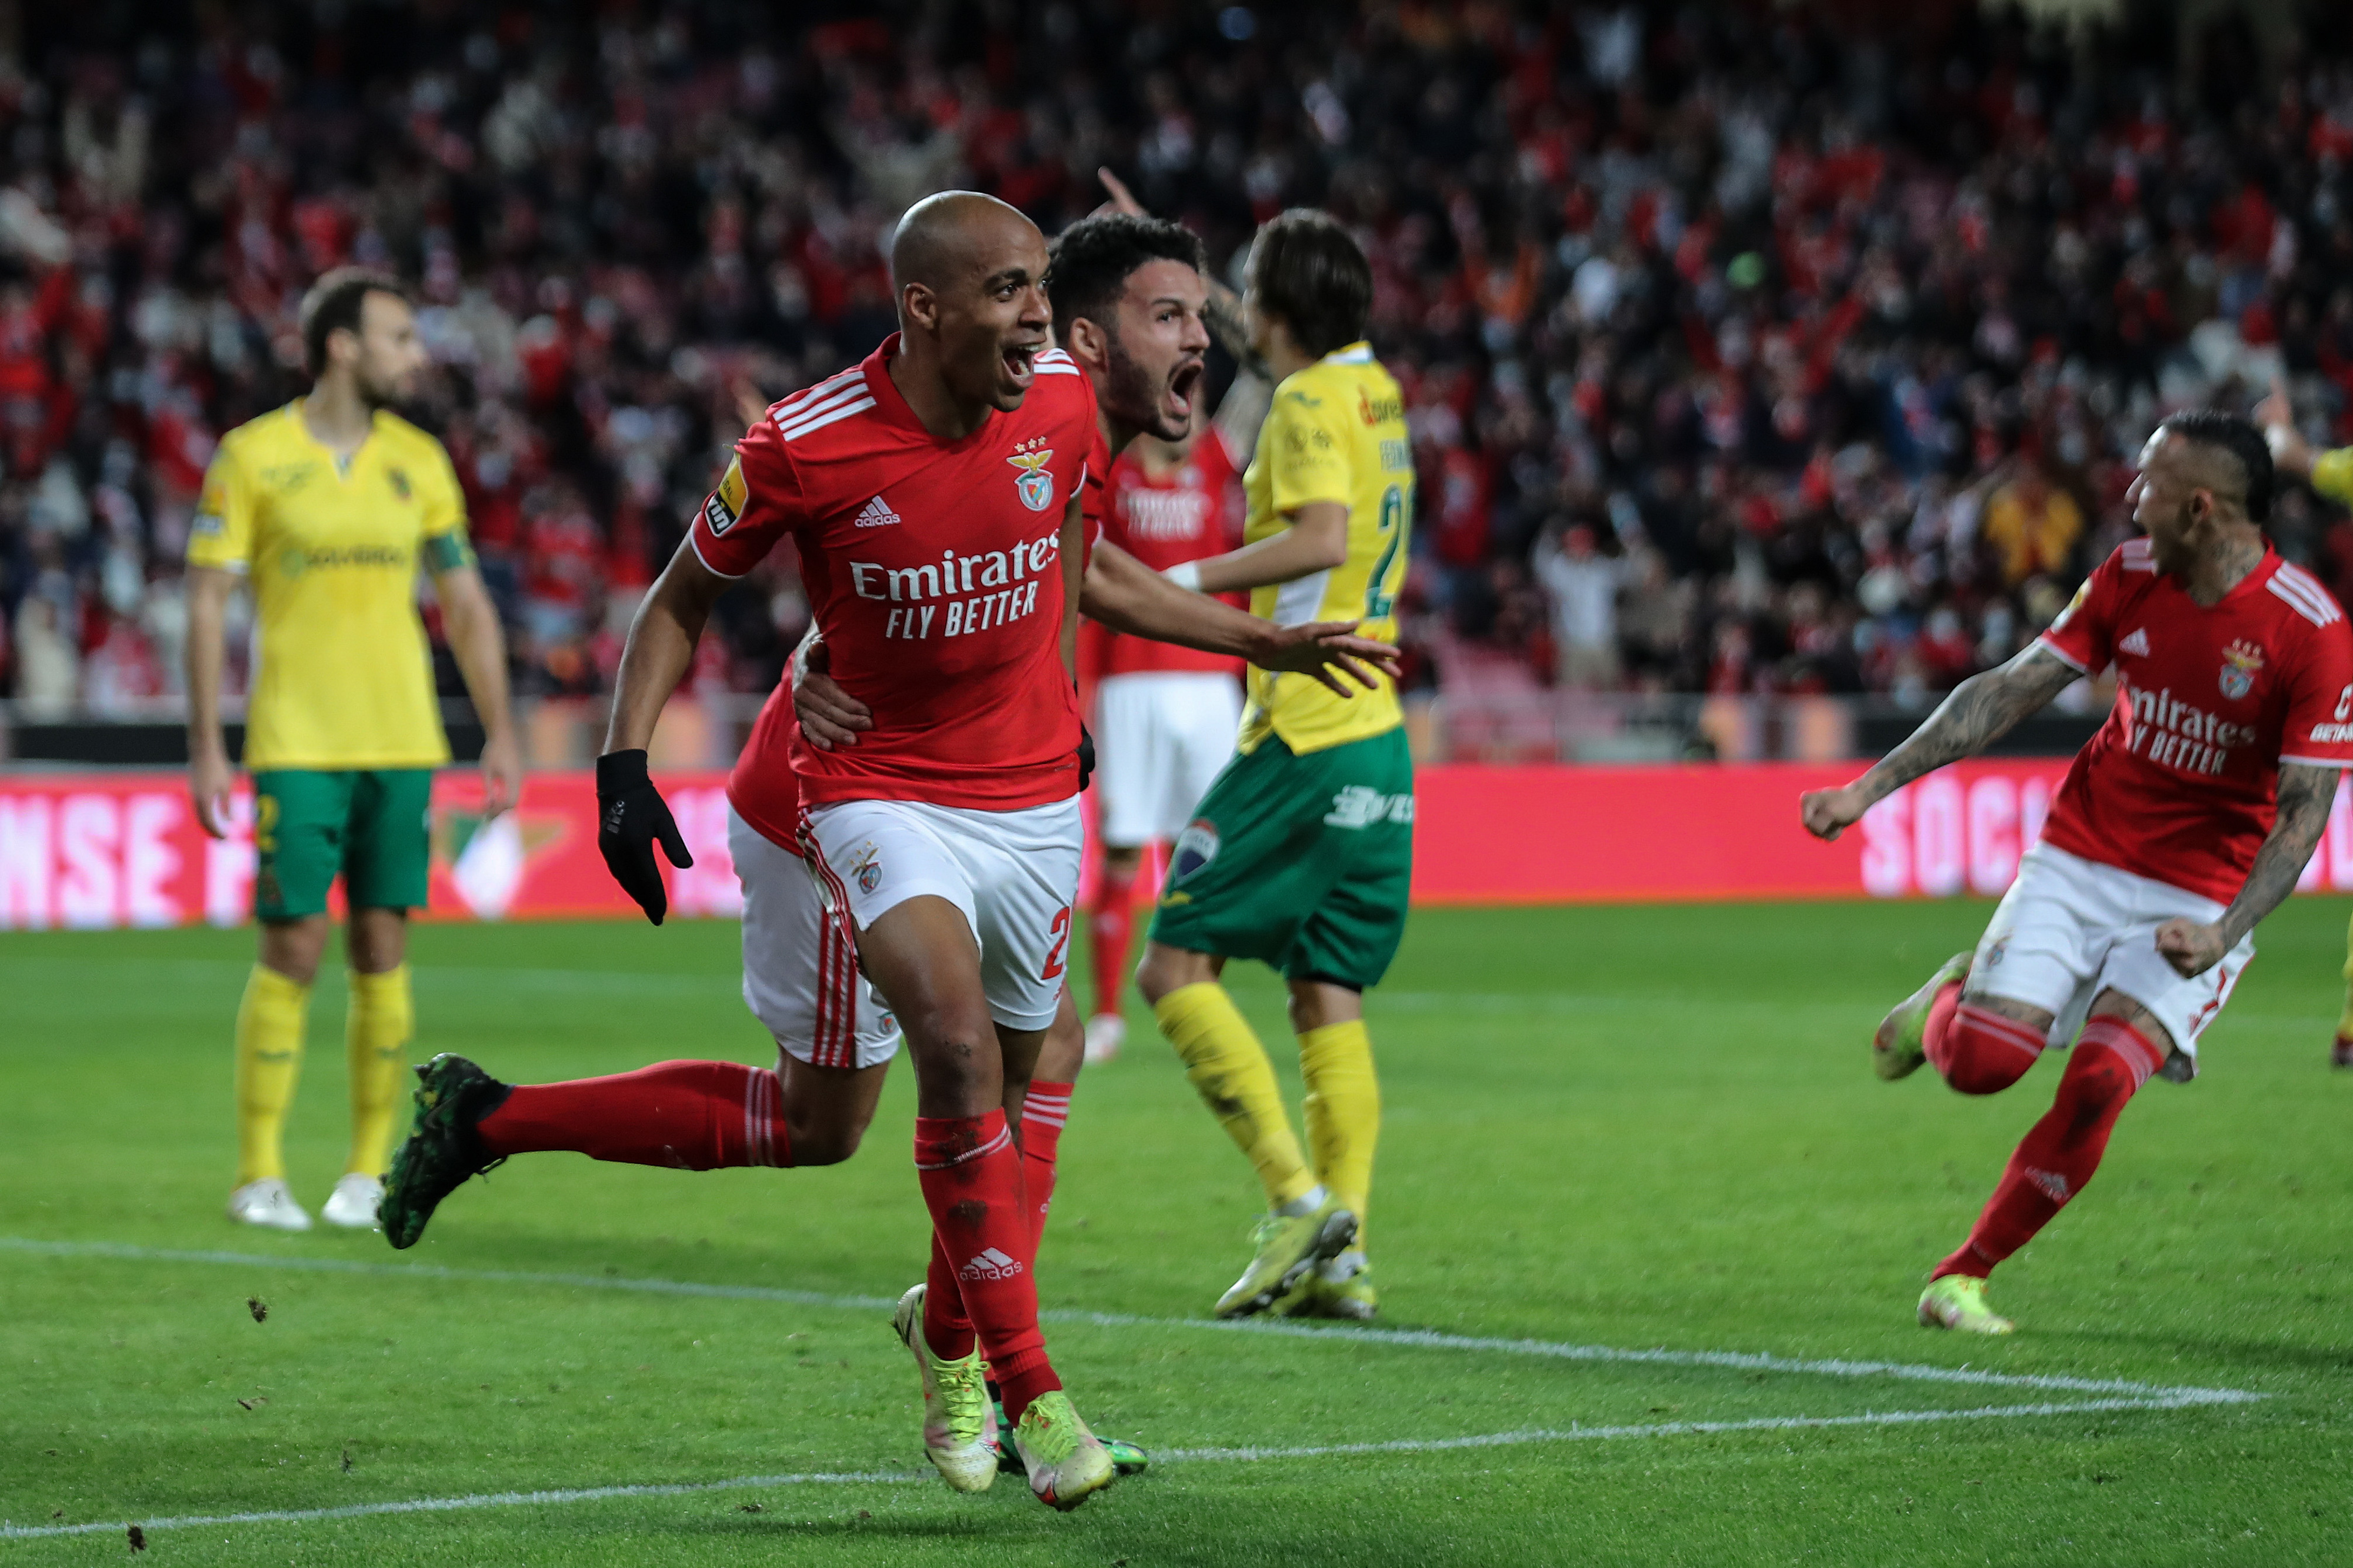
1531, 520, 1624, 689
0, 1, 2348, 728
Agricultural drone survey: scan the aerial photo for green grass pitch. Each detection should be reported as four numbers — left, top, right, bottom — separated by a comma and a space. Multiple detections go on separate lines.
9, 898, 2353, 1565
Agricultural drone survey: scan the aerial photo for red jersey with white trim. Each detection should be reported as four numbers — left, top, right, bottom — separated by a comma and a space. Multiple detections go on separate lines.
1099, 429, 1246, 678
2034, 538, 2353, 902
726, 672, 805, 855
692, 335, 1094, 810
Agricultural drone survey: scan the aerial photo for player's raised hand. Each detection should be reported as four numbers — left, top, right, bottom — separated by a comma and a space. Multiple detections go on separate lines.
2155, 916, 2229, 979
2257, 375, 2316, 476
1251, 620, 1403, 697
1094, 166, 1147, 218
1799, 784, 1869, 841
791, 636, 873, 750
595, 748, 692, 925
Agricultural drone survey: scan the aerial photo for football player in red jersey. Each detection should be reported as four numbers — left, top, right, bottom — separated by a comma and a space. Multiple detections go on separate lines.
1079, 425, 1248, 1060
381, 196, 1394, 1511
1802, 411, 2353, 1335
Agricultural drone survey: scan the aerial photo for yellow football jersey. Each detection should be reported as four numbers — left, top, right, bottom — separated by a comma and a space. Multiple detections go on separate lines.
1235, 343, 1414, 756
186, 401, 474, 771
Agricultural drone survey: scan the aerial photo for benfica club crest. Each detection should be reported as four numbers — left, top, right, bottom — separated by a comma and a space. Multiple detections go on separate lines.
1006, 449, 1056, 511
2219, 639, 2264, 701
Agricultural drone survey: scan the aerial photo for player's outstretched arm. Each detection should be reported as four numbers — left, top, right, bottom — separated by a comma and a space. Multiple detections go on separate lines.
1172, 502, 1350, 596
2157, 763, 2341, 978
595, 539, 733, 923
1800, 643, 2080, 842
1080, 539, 1399, 696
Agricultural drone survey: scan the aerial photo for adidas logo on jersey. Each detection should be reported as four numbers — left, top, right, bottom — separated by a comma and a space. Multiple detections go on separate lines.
959, 1247, 1024, 1282
854, 495, 902, 529
2118, 628, 2150, 656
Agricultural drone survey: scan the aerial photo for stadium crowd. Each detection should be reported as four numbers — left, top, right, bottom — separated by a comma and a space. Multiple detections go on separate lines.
0, 1, 2351, 726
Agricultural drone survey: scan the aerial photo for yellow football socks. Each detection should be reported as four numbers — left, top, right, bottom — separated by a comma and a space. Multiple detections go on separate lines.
1298, 1019, 1380, 1244
1154, 982, 1318, 1210
345, 965, 414, 1177
234, 965, 312, 1184
2338, 912, 2353, 1040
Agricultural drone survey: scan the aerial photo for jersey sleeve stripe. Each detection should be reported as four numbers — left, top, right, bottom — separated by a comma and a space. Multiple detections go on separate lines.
1033, 363, 1082, 376
774, 379, 872, 433
2267, 575, 2341, 626
779, 396, 877, 442
772, 369, 865, 418
686, 528, 751, 580
2032, 633, 2089, 671
2274, 563, 2343, 619
2278, 755, 2351, 769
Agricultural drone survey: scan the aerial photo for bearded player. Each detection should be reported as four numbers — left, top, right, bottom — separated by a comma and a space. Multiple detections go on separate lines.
1803, 411, 2353, 1335
2254, 379, 2353, 1067
382, 199, 1391, 1507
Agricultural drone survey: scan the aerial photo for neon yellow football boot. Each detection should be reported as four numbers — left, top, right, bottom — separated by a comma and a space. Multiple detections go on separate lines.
1214, 1195, 1357, 1319
891, 1285, 998, 1492
1281, 1250, 1378, 1322
1918, 1274, 2015, 1335
1011, 1390, 1116, 1510
1874, 951, 1974, 1081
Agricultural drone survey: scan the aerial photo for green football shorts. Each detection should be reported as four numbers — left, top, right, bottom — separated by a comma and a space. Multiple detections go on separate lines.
251, 769, 434, 921
1146, 727, 1414, 990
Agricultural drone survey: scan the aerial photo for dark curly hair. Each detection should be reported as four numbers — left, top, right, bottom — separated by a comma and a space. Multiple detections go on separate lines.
1046, 213, 1207, 346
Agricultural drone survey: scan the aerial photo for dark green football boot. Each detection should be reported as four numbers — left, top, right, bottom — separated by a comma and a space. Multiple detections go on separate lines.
381, 1054, 512, 1249
992, 1393, 1147, 1476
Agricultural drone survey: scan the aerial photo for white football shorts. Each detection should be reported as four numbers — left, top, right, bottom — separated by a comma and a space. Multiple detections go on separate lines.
1094, 670, 1243, 848
802, 793, 1082, 1032
1968, 842, 2254, 1065
728, 804, 901, 1071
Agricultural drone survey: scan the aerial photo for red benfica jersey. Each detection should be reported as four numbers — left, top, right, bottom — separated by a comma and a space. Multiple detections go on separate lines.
726, 672, 805, 855
1098, 429, 1246, 678
693, 336, 1094, 810
2036, 537, 2353, 902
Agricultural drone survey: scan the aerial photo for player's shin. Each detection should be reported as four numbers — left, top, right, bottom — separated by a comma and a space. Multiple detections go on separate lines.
1932, 1017, 2165, 1280
345, 965, 414, 1177
1021, 1081, 1072, 1254
914, 1111, 1059, 1422
235, 965, 312, 1185
1298, 1020, 1378, 1245
1089, 860, 1138, 1022
1154, 982, 1318, 1209
476, 1060, 795, 1169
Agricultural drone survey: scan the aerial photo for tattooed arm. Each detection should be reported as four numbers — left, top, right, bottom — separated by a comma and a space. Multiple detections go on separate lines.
2155, 762, 2340, 976
1799, 643, 2082, 841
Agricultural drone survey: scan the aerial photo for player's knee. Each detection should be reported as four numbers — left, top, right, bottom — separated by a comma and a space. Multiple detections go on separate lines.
1942, 1021, 2043, 1096
1135, 943, 1207, 1005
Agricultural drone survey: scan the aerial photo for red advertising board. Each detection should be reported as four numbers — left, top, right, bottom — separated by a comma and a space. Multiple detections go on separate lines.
2, 762, 2348, 929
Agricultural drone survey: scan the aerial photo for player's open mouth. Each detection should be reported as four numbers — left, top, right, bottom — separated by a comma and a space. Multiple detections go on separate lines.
1166, 358, 1204, 420
1002, 343, 1038, 386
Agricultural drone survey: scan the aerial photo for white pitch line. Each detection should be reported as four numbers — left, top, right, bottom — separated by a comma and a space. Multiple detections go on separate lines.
0, 1395, 2237, 1543
4, 1237, 2262, 1406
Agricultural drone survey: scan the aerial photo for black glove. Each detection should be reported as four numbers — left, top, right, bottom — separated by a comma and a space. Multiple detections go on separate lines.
1078, 722, 1095, 792
596, 749, 692, 925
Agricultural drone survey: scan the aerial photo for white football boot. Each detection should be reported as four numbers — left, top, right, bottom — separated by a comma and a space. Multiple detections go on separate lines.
227, 1177, 313, 1232
1083, 1013, 1126, 1065
321, 1173, 384, 1230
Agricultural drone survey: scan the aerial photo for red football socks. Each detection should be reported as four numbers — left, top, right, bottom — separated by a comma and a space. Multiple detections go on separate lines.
1021, 1081, 1072, 1253
1928, 999, 2047, 1096
1089, 860, 1138, 1020
1932, 1017, 2167, 1280
476, 1059, 793, 1169
914, 1112, 1059, 1422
